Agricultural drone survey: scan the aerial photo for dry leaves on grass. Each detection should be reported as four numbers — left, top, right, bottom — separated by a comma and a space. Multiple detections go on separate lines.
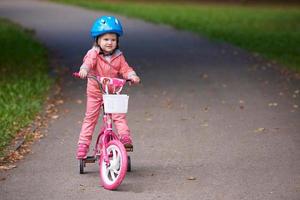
0, 165, 17, 170
56, 99, 64, 105
51, 115, 59, 119
0, 146, 30, 171
0, 85, 63, 170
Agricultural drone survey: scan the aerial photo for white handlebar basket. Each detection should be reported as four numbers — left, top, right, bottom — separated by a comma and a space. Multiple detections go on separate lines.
103, 94, 129, 113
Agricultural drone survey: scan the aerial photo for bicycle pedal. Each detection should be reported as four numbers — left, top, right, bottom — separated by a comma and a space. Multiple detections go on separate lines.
85, 156, 96, 163
125, 146, 133, 152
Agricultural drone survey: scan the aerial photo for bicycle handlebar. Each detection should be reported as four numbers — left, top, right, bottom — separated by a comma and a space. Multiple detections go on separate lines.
73, 72, 131, 94
72, 72, 81, 79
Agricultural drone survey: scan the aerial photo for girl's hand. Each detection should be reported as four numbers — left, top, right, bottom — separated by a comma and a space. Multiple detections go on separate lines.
130, 75, 140, 84
79, 68, 88, 79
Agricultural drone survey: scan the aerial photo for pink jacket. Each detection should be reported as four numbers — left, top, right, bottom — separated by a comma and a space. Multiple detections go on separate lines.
81, 47, 136, 95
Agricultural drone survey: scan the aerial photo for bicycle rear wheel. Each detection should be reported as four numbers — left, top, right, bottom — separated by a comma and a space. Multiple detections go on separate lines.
99, 140, 128, 190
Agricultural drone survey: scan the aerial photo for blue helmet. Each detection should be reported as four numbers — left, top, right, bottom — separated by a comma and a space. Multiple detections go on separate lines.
90, 16, 123, 39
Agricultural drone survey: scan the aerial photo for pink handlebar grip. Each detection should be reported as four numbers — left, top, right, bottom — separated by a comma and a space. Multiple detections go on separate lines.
73, 72, 81, 78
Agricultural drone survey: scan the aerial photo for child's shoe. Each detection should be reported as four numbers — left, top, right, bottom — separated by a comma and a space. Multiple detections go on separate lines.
120, 135, 133, 148
76, 143, 89, 159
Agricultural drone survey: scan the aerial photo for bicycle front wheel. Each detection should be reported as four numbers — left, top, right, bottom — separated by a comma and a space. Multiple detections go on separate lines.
99, 140, 128, 190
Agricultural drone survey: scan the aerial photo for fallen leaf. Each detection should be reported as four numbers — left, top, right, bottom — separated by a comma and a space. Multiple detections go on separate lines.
268, 102, 278, 107
165, 98, 173, 109
200, 123, 208, 127
79, 184, 85, 191
64, 109, 70, 113
179, 104, 186, 109
76, 99, 82, 104
201, 73, 208, 79
187, 176, 196, 180
56, 99, 64, 105
254, 128, 266, 133
51, 115, 59, 119
271, 128, 280, 132
146, 118, 152, 122
203, 107, 209, 112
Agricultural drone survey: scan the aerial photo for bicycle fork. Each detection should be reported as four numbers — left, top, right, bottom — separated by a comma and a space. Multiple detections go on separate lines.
101, 113, 118, 167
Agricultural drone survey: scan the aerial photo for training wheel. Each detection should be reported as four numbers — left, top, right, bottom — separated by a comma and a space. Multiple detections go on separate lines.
127, 156, 131, 172
79, 159, 85, 174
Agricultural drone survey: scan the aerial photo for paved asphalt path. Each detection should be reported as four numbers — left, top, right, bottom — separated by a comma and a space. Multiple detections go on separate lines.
1, 0, 300, 199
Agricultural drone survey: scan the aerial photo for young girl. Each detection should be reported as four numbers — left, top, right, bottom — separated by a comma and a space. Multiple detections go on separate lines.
77, 16, 140, 159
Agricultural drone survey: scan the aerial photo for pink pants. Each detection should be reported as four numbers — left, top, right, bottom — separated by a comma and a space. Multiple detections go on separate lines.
78, 92, 130, 146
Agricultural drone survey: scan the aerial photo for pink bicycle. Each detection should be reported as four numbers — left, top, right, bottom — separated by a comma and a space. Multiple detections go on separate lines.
73, 72, 133, 190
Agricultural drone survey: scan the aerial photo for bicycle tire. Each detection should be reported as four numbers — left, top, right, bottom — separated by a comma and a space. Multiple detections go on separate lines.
99, 140, 128, 190
127, 156, 131, 172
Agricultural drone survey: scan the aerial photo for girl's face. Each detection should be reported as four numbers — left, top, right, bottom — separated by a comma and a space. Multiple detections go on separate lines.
97, 33, 117, 54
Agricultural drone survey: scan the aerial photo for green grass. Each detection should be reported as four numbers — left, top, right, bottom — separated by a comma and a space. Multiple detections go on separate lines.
0, 18, 52, 155
52, 0, 300, 71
